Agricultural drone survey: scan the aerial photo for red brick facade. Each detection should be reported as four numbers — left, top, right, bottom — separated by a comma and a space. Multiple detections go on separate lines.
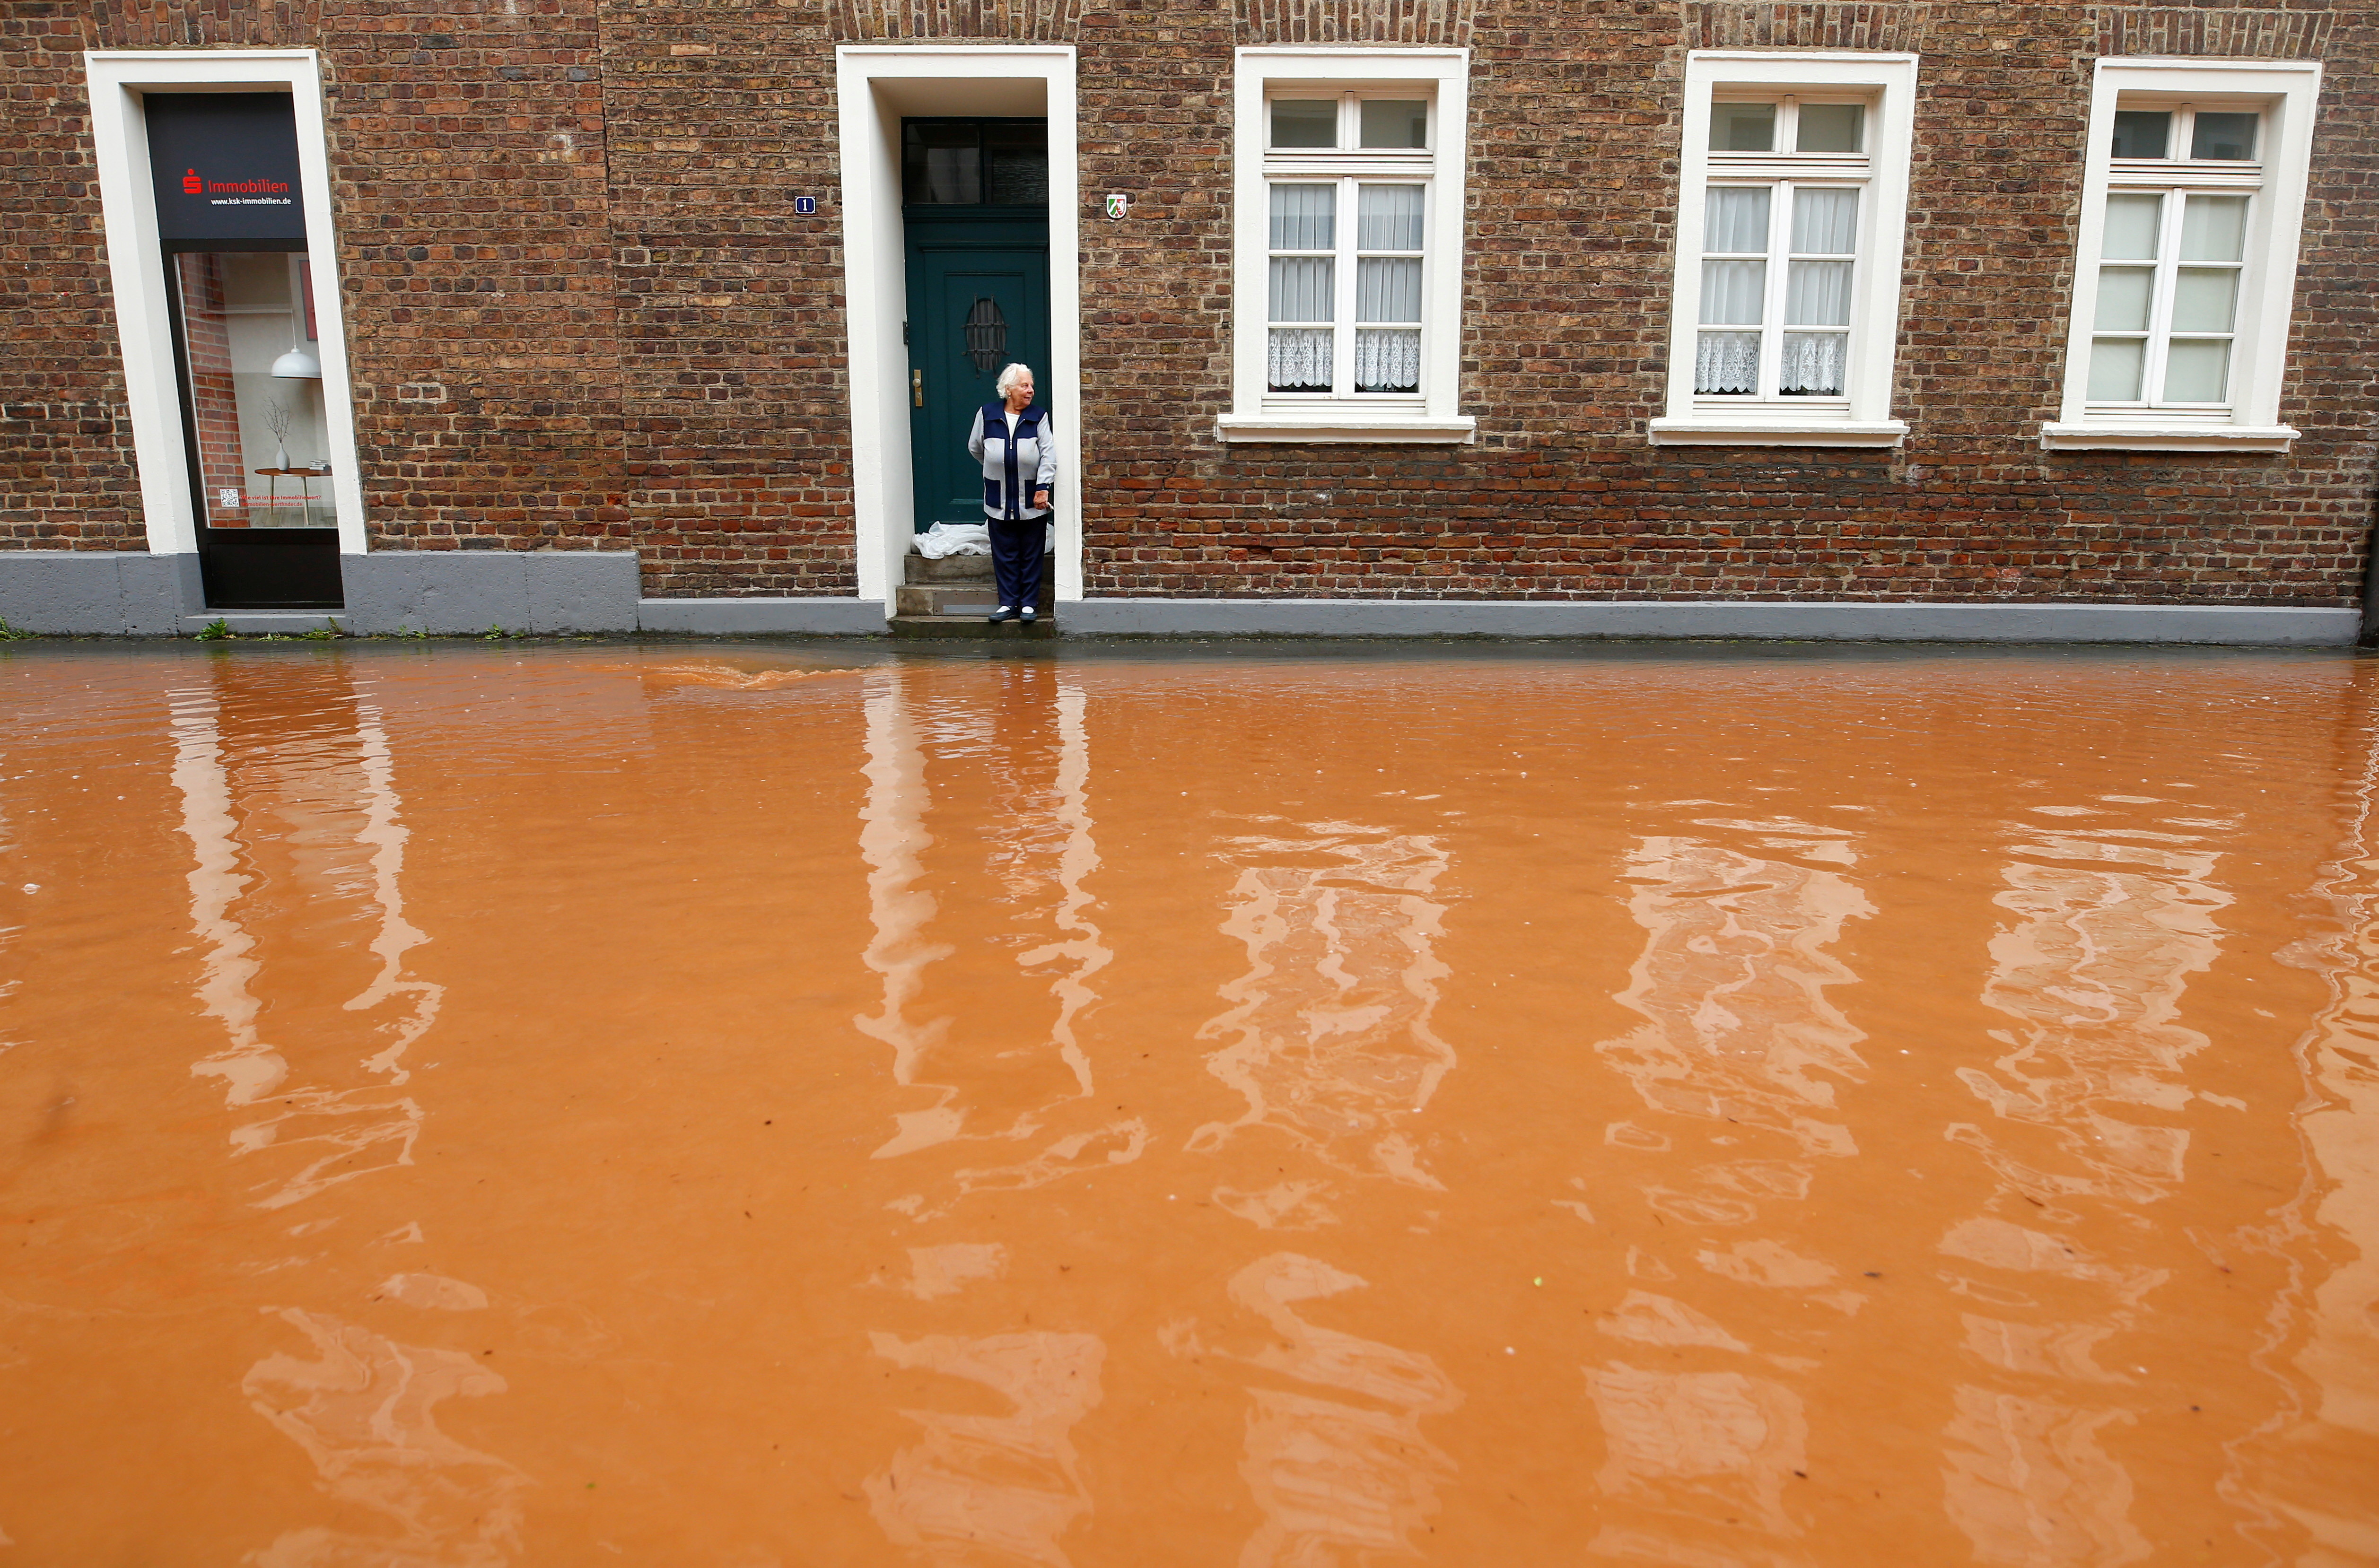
3, 1, 2372, 604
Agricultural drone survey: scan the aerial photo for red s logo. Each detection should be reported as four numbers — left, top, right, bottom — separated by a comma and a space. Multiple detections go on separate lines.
182, 169, 201, 194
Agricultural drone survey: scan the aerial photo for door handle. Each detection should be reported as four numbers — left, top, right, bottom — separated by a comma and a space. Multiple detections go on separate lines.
912, 369, 924, 408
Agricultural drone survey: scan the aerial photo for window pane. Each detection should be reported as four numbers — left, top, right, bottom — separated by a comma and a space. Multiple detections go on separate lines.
2093, 267, 2154, 331
1354, 329, 1420, 392
1700, 259, 1766, 325
1796, 103, 1863, 153
2163, 338, 2230, 402
2110, 110, 2171, 159
2180, 195, 2248, 261
1359, 100, 1428, 149
2190, 112, 2257, 161
1702, 186, 1771, 254
1356, 257, 1422, 323
2101, 193, 2163, 260
1267, 329, 1332, 392
983, 121, 1049, 205
1711, 102, 1775, 153
1268, 183, 1334, 251
173, 251, 339, 530
1790, 188, 1859, 254
1268, 257, 1333, 323
1356, 184, 1426, 251
1270, 99, 1336, 148
2171, 268, 2238, 332
1696, 331, 1759, 394
1779, 332, 1846, 394
902, 122, 980, 204
2087, 337, 2145, 401
1785, 260, 1853, 326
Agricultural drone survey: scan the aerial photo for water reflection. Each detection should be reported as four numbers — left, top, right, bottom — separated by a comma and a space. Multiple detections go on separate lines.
1583, 823, 1870, 1561
1939, 810, 2228, 1561
1189, 822, 1454, 1226
167, 660, 516, 1563
1164, 1253, 1460, 1565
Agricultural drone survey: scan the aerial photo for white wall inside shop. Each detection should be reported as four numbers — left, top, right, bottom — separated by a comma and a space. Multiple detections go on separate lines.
837, 46, 1081, 611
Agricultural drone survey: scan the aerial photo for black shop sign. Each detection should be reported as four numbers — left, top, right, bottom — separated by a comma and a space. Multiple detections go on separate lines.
147, 93, 308, 249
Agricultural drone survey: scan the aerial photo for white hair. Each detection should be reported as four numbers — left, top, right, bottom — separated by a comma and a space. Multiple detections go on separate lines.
994, 363, 1035, 397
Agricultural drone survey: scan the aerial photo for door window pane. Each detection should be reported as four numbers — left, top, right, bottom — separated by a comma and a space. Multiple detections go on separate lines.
2171, 268, 2238, 333
2110, 110, 2171, 158
2101, 193, 2163, 260
173, 251, 337, 530
1710, 102, 1775, 152
2087, 337, 2146, 401
983, 121, 1049, 204
1359, 100, 1428, 149
2180, 195, 2248, 261
1269, 183, 1335, 251
1270, 100, 1337, 148
1702, 186, 1771, 254
1796, 103, 1863, 153
2190, 112, 2257, 161
902, 123, 981, 204
2092, 267, 2154, 331
2162, 339, 2230, 402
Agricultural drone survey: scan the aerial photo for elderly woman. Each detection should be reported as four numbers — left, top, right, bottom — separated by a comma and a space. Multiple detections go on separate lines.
966, 363, 1055, 625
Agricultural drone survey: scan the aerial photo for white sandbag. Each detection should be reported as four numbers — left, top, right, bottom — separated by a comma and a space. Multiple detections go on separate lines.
913, 522, 991, 558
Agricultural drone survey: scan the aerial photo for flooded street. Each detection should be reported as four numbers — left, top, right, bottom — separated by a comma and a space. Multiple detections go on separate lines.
3, 640, 2376, 1566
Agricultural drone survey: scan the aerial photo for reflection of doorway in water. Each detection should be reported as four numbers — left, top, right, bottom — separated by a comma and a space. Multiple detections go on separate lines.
902, 118, 1051, 536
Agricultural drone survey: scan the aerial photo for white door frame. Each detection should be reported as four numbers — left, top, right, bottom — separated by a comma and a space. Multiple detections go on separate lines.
835, 45, 1081, 611
84, 49, 367, 557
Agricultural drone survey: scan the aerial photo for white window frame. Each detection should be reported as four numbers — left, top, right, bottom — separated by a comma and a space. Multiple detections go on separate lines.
83, 50, 366, 556
1221, 48, 1473, 444
2043, 58, 2322, 453
1653, 51, 1918, 449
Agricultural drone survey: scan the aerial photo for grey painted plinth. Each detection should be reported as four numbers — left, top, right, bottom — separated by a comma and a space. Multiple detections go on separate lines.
1058, 598, 2363, 646
636, 598, 888, 634
341, 550, 641, 634
0, 551, 200, 635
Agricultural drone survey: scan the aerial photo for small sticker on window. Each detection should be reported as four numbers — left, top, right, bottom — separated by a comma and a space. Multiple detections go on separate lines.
217, 488, 243, 510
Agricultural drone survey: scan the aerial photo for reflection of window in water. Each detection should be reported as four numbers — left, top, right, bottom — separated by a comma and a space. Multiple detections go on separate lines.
174, 251, 335, 530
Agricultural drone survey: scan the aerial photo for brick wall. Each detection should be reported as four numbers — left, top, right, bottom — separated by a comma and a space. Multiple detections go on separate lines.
3, 0, 2371, 604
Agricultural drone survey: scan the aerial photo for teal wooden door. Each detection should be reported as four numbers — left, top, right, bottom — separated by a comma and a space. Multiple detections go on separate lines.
906, 218, 1049, 533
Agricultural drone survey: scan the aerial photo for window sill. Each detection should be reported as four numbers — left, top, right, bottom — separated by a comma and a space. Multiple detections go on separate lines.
1648, 418, 1908, 448
2038, 422, 2299, 453
1216, 414, 1477, 444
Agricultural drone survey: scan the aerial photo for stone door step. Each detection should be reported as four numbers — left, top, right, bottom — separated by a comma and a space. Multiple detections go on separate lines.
889, 614, 1056, 639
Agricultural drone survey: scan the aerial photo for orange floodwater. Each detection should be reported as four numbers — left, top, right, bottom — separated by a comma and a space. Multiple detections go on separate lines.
3, 640, 2377, 1567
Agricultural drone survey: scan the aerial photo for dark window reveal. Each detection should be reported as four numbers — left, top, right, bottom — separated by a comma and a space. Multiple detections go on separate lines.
902, 119, 1049, 207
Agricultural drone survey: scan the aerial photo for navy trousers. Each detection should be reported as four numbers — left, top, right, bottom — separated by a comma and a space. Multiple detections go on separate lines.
988, 517, 1044, 612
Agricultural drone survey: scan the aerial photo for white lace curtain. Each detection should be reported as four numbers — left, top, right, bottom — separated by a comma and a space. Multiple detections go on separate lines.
1268, 328, 1332, 391
1779, 331, 1846, 395
1695, 331, 1758, 394
1354, 329, 1420, 392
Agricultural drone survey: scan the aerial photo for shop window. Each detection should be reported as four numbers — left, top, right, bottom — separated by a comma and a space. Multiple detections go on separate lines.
2043, 60, 2323, 452
170, 252, 334, 528
1221, 49, 1473, 444
1653, 52, 1918, 447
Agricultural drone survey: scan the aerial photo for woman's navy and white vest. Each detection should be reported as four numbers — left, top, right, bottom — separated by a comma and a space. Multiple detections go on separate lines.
966, 402, 1057, 522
